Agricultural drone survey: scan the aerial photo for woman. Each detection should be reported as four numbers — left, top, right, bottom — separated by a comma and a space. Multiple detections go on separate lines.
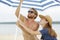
18, 14, 57, 40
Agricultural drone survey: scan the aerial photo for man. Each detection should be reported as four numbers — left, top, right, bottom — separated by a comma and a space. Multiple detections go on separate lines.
15, 0, 39, 40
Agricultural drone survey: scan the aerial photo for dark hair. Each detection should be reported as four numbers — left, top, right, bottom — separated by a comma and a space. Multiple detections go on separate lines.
30, 8, 38, 19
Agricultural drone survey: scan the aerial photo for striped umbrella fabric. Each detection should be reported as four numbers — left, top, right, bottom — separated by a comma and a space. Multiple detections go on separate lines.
0, 0, 60, 11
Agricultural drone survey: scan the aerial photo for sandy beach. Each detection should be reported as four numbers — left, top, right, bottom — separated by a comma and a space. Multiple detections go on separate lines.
0, 24, 60, 40
0, 33, 60, 40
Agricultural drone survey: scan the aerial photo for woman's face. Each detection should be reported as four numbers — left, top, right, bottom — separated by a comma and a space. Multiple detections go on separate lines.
39, 18, 48, 27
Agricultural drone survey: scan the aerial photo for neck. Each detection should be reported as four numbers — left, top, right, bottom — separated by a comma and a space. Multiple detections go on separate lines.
28, 18, 34, 22
42, 24, 46, 28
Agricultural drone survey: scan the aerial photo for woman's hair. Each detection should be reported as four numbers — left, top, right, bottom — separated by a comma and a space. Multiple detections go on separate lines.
30, 8, 38, 19
44, 19, 57, 37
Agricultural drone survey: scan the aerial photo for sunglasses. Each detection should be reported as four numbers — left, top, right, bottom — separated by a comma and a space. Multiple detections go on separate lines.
28, 11, 34, 13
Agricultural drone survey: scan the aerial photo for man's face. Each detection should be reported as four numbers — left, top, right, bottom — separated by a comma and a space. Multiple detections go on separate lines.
27, 9, 36, 19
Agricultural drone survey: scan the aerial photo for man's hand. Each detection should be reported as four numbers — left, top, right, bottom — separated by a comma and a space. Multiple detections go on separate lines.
20, 0, 23, 3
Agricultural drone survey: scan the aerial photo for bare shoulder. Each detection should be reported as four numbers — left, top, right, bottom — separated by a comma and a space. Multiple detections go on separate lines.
35, 21, 39, 27
34, 21, 39, 26
33, 21, 39, 31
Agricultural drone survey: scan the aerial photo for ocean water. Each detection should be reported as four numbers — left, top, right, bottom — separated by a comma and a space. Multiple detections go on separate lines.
0, 24, 60, 40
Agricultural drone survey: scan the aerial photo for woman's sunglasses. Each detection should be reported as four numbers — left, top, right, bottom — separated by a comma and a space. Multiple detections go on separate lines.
28, 11, 34, 13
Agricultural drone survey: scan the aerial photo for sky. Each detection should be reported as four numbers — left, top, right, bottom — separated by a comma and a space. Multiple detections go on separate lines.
0, 0, 60, 22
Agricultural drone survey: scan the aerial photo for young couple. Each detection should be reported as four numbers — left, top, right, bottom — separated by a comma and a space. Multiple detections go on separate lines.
15, 0, 57, 40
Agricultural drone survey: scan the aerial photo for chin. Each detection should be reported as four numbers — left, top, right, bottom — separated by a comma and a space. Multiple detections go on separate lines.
28, 16, 33, 18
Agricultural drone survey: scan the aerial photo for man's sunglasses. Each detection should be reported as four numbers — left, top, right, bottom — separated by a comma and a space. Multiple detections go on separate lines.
28, 11, 34, 13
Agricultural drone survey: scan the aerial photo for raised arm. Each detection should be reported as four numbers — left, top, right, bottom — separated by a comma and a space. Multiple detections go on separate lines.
15, 0, 27, 22
15, 0, 28, 32
17, 19, 41, 35
15, 0, 23, 17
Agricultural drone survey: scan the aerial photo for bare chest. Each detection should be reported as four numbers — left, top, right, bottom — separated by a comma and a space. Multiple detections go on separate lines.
25, 21, 36, 29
